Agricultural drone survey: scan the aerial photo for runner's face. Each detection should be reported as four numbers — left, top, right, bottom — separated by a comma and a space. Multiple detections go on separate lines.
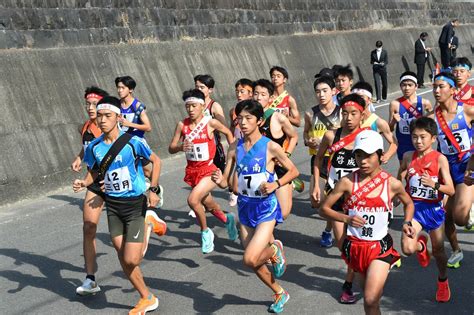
411, 128, 436, 152
235, 85, 253, 101
185, 102, 204, 120
354, 150, 380, 174
452, 67, 471, 86
195, 81, 211, 98
97, 110, 119, 133
85, 97, 100, 120
271, 70, 286, 88
433, 80, 454, 103
237, 109, 260, 135
336, 76, 352, 92
315, 83, 334, 105
253, 85, 273, 108
400, 81, 417, 97
116, 82, 132, 100
342, 106, 363, 130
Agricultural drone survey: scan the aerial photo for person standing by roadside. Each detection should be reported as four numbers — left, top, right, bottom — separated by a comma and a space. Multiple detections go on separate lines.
414, 32, 432, 88
370, 41, 388, 103
438, 19, 459, 69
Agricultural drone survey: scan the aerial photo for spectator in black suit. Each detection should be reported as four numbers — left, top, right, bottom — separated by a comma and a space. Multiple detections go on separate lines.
414, 32, 432, 88
370, 40, 388, 102
450, 33, 459, 63
438, 19, 459, 69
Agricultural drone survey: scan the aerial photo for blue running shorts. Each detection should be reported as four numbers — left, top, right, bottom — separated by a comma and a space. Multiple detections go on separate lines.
413, 201, 445, 233
238, 194, 283, 228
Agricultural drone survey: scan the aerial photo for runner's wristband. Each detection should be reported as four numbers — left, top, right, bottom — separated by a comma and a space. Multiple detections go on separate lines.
150, 186, 161, 194
403, 221, 412, 227
285, 151, 292, 157
276, 179, 282, 188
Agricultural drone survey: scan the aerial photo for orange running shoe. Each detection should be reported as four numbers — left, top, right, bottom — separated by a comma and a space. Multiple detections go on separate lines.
146, 209, 167, 236
436, 279, 451, 303
129, 294, 159, 315
416, 232, 430, 267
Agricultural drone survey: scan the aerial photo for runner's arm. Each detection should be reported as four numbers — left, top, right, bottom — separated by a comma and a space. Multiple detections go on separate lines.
73, 169, 96, 192
228, 107, 236, 134
211, 142, 236, 189
388, 100, 400, 131
120, 110, 152, 132
423, 98, 434, 118
211, 101, 227, 126
147, 152, 162, 207
397, 151, 410, 181
391, 178, 415, 237
278, 113, 298, 154
168, 122, 185, 154
303, 111, 312, 146
288, 96, 301, 127
377, 118, 398, 163
464, 155, 474, 186
435, 155, 455, 196
312, 132, 332, 204
71, 147, 85, 172
209, 119, 234, 145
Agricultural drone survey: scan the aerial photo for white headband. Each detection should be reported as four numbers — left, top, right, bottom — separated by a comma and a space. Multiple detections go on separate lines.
352, 88, 372, 100
400, 75, 418, 84
96, 103, 121, 114
184, 97, 205, 105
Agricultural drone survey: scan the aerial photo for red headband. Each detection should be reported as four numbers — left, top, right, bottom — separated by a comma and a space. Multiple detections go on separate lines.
342, 100, 364, 112
85, 93, 103, 100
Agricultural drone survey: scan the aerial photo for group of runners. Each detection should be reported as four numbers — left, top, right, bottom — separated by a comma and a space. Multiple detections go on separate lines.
71, 58, 474, 314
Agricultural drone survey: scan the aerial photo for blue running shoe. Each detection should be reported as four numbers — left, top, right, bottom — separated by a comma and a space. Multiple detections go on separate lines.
225, 213, 238, 241
270, 240, 287, 278
320, 231, 334, 248
201, 228, 215, 254
268, 290, 290, 313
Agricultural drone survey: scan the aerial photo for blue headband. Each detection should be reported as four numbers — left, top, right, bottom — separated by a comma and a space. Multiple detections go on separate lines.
435, 76, 456, 87
453, 64, 471, 70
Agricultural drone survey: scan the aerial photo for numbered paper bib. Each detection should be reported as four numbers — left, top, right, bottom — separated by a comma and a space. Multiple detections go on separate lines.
238, 172, 269, 198
347, 210, 390, 241
439, 129, 471, 155
274, 107, 289, 117
328, 167, 355, 189
408, 174, 439, 200
185, 143, 210, 161
398, 117, 414, 135
104, 166, 133, 193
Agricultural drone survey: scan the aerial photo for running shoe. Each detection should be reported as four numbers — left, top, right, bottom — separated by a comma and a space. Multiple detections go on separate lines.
270, 240, 287, 278
447, 249, 463, 268
340, 289, 356, 304
268, 290, 290, 313
436, 279, 451, 303
201, 228, 215, 254
157, 185, 164, 209
145, 209, 167, 236
292, 178, 305, 193
225, 213, 238, 241
229, 192, 238, 207
391, 257, 402, 269
465, 205, 474, 231
129, 294, 159, 315
417, 232, 430, 267
76, 278, 101, 296
320, 231, 334, 248
188, 209, 196, 218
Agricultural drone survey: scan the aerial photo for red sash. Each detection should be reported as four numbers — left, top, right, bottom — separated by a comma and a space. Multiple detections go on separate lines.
343, 170, 391, 211
81, 120, 102, 138
398, 97, 422, 118
327, 127, 370, 154
435, 106, 468, 161
454, 84, 472, 101
462, 97, 474, 107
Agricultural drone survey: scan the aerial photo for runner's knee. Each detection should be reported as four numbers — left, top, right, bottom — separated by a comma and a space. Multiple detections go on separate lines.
83, 221, 97, 239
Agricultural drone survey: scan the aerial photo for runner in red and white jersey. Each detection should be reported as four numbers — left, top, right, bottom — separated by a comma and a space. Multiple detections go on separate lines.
270, 66, 301, 127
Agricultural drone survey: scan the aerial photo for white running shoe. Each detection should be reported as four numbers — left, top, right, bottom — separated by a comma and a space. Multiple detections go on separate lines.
76, 278, 101, 296
447, 250, 463, 268
465, 204, 474, 231
228, 192, 238, 207
188, 209, 196, 218
157, 185, 164, 209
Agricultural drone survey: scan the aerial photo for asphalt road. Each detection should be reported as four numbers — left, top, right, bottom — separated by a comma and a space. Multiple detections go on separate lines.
1, 86, 473, 315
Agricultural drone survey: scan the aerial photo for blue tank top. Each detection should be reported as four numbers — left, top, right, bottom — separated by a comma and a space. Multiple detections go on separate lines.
121, 99, 146, 138
84, 132, 152, 198
396, 96, 423, 149
435, 102, 473, 163
236, 136, 275, 199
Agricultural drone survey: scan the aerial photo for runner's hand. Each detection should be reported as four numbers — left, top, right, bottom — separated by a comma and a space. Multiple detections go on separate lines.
211, 169, 223, 185
420, 171, 435, 188
347, 215, 366, 228
403, 224, 416, 238
311, 186, 321, 208
183, 139, 193, 152
464, 170, 474, 186
148, 191, 159, 208
99, 180, 105, 192
71, 156, 82, 172
260, 181, 278, 195
380, 153, 389, 164
392, 113, 401, 123
72, 179, 86, 192
307, 137, 320, 149
118, 116, 131, 127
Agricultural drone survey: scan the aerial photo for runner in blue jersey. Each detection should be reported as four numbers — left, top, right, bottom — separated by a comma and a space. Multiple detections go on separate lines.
73, 96, 163, 315
389, 71, 433, 162
212, 99, 298, 314
432, 72, 474, 269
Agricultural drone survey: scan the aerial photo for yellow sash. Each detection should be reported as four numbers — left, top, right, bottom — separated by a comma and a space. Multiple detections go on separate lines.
270, 90, 289, 108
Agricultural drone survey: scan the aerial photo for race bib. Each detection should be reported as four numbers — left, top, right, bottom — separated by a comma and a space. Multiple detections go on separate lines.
347, 210, 390, 241
439, 129, 471, 155
398, 116, 414, 135
185, 142, 210, 161
408, 174, 439, 200
327, 167, 355, 189
238, 172, 269, 198
274, 107, 289, 117
104, 166, 133, 193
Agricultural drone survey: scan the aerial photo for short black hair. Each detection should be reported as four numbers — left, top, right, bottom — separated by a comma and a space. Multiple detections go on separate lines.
314, 67, 334, 79
84, 86, 109, 99
409, 117, 438, 136
352, 81, 373, 95
335, 65, 353, 80
314, 75, 336, 90
451, 57, 472, 70
376, 40, 383, 48
420, 32, 428, 38
253, 79, 275, 96
399, 71, 418, 84
340, 93, 366, 110
194, 74, 215, 88
115, 76, 136, 90
235, 99, 264, 121
97, 96, 121, 110
235, 78, 254, 89
182, 89, 205, 102
270, 66, 289, 79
